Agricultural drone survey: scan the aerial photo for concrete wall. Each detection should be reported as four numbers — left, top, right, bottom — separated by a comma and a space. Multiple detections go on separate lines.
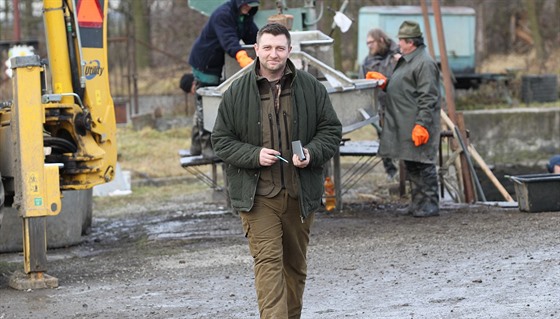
123, 95, 559, 168
463, 107, 560, 166
117, 94, 191, 124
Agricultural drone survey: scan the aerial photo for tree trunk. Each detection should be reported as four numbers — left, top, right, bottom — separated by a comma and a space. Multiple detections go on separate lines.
323, 0, 342, 71
474, 0, 485, 69
0, 0, 6, 39
22, 0, 34, 39
523, 0, 545, 73
132, 0, 151, 69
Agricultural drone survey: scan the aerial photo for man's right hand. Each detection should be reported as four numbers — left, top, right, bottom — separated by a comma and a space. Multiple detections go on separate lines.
236, 50, 254, 68
259, 148, 280, 166
365, 71, 387, 89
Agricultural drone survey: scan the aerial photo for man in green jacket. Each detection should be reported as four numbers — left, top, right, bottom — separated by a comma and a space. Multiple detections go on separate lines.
367, 20, 441, 217
212, 23, 342, 318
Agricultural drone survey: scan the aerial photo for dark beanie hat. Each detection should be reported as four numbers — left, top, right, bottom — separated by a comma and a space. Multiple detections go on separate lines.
179, 73, 195, 93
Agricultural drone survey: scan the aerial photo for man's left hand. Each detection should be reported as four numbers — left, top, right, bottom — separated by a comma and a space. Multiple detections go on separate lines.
411, 124, 429, 146
292, 148, 310, 168
365, 71, 387, 89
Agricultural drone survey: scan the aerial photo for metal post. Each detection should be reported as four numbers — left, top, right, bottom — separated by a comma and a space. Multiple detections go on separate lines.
431, 0, 476, 203
8, 55, 61, 290
419, 0, 436, 59
333, 148, 342, 211
13, 0, 21, 41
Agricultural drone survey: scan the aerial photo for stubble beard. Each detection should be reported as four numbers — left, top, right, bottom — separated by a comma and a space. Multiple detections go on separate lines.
263, 59, 286, 75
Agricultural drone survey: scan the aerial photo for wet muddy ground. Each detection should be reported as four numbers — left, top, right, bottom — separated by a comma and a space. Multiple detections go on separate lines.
1, 186, 560, 319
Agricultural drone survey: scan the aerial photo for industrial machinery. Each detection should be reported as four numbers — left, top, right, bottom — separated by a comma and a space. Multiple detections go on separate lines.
188, 0, 376, 129
184, 0, 382, 211
0, 0, 117, 289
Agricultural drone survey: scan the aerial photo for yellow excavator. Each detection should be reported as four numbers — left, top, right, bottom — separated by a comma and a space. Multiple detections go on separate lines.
0, 0, 116, 289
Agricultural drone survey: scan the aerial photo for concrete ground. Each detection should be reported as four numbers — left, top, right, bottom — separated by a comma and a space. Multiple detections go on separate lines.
1, 185, 559, 319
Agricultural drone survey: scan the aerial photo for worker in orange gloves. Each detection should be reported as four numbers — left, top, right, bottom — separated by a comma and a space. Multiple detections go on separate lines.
187, 0, 259, 158
366, 20, 441, 217
360, 28, 402, 180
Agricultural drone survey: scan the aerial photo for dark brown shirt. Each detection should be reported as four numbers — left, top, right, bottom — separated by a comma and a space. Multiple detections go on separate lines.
255, 69, 298, 198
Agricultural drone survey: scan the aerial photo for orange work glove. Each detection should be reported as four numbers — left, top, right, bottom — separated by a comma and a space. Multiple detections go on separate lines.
236, 50, 254, 68
365, 71, 387, 89
411, 124, 430, 146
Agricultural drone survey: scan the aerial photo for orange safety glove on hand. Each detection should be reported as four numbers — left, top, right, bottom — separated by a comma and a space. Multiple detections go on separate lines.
235, 50, 254, 68
411, 124, 430, 146
365, 71, 387, 89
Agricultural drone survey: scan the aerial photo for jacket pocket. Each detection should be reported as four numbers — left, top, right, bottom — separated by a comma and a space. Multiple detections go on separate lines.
226, 164, 243, 201
300, 166, 324, 203
240, 213, 250, 238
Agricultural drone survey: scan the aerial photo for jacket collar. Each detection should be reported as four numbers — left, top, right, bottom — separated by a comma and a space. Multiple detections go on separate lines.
402, 44, 425, 63
253, 58, 296, 84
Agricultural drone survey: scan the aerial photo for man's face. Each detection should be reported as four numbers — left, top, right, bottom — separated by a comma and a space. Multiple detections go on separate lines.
240, 4, 253, 15
254, 33, 291, 73
399, 38, 415, 54
366, 36, 377, 55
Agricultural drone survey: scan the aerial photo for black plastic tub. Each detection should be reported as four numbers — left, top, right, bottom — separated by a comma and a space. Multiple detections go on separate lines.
508, 174, 560, 212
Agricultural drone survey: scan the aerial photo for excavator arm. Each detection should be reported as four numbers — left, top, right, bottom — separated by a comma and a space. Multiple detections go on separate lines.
0, 0, 116, 289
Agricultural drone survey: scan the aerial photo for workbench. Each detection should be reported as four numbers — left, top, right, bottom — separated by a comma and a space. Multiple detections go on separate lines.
179, 139, 380, 212
331, 140, 381, 211
178, 149, 229, 207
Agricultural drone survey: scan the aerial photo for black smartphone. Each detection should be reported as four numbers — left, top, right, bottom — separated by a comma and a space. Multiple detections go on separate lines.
292, 140, 306, 161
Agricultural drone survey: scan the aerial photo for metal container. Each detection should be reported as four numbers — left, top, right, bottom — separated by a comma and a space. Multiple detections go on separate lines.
224, 30, 335, 79
200, 51, 380, 132
509, 174, 560, 212
521, 75, 558, 103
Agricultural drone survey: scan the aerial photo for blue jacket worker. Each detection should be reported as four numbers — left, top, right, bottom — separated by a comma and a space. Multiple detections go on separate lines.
187, 0, 259, 157
189, 0, 259, 83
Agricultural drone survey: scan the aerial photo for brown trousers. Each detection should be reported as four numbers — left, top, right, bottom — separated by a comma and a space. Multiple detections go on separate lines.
240, 190, 314, 319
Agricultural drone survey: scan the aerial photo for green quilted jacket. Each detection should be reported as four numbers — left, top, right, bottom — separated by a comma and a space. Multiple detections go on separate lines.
211, 59, 342, 218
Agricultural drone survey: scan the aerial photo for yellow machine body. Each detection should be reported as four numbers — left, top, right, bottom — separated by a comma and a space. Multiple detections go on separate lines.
0, 0, 117, 285
10, 57, 61, 217
42, 0, 117, 190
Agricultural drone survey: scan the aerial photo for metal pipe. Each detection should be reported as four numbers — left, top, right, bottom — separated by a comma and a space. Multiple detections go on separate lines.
454, 125, 486, 202
419, 0, 436, 59
432, 0, 477, 202
431, 0, 457, 123
69, 0, 86, 90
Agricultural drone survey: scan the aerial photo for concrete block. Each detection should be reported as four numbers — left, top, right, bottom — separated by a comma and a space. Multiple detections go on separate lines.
131, 112, 155, 131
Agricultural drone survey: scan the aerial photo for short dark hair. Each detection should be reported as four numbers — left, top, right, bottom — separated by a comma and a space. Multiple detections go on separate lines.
547, 155, 560, 173
257, 23, 291, 46
179, 73, 195, 93
404, 37, 425, 47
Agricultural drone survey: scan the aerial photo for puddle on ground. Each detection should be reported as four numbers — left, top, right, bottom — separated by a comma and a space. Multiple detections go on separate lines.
92, 209, 238, 243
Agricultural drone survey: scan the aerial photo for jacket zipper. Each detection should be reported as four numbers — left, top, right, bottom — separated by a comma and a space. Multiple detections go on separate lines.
273, 82, 285, 188
268, 113, 274, 149
283, 111, 290, 151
